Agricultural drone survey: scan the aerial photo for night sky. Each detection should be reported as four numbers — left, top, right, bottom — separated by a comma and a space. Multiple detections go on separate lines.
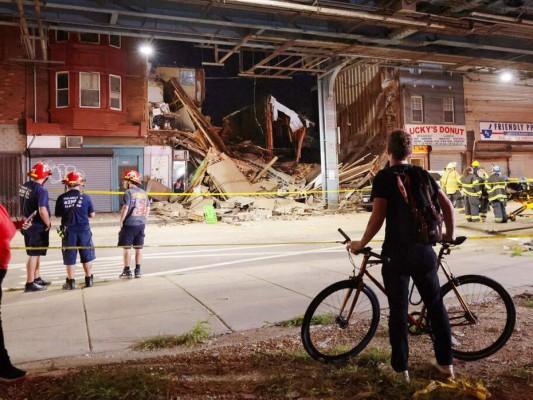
153, 40, 319, 126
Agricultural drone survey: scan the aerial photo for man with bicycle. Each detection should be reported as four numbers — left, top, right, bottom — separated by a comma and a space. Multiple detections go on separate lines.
347, 129, 456, 381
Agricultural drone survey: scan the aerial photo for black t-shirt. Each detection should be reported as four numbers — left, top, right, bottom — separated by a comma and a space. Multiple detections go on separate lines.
371, 164, 440, 251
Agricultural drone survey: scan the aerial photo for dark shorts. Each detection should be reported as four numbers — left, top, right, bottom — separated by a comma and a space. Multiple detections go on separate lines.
23, 225, 49, 256
118, 224, 145, 248
62, 229, 96, 265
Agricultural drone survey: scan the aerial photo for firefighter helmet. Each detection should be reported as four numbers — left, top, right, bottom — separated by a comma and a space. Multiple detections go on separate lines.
471, 160, 480, 167
62, 171, 84, 186
123, 170, 142, 185
446, 162, 457, 169
492, 165, 502, 173
27, 162, 52, 179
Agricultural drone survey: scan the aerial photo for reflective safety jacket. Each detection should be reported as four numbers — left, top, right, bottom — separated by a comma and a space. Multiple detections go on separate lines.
440, 169, 461, 195
460, 174, 482, 198
486, 173, 507, 202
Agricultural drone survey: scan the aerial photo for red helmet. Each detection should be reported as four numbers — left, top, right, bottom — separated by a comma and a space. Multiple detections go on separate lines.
28, 162, 52, 179
62, 171, 84, 186
123, 170, 141, 184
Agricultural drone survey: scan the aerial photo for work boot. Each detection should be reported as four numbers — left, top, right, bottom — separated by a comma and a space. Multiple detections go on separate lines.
0, 350, 27, 383
431, 360, 455, 380
85, 275, 93, 288
119, 268, 132, 279
34, 277, 51, 286
62, 278, 75, 290
24, 282, 46, 292
134, 267, 142, 278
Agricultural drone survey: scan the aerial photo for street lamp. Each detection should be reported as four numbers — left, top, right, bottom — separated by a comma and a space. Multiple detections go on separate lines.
139, 43, 154, 133
499, 71, 513, 83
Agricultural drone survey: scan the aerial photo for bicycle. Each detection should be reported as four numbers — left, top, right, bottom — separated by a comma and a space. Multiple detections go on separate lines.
301, 229, 516, 363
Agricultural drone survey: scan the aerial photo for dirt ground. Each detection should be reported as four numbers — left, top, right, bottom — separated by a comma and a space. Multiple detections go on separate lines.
1, 293, 532, 400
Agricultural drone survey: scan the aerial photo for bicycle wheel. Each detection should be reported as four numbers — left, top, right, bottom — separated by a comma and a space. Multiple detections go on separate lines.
440, 274, 516, 361
301, 280, 380, 363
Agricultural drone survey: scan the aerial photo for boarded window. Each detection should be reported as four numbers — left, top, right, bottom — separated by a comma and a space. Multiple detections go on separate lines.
80, 72, 100, 108
411, 96, 423, 123
110, 35, 121, 48
56, 72, 69, 108
109, 75, 121, 110
79, 33, 100, 44
443, 97, 455, 123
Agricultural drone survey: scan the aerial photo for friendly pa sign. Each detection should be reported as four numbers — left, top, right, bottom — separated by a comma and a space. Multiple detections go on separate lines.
480, 122, 533, 142
405, 124, 466, 149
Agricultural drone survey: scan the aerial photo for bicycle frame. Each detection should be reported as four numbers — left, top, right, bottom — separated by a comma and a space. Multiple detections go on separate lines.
341, 238, 476, 334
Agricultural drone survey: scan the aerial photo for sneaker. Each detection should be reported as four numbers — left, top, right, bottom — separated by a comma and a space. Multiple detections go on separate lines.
399, 370, 410, 383
62, 278, 75, 290
119, 268, 132, 279
85, 275, 94, 288
34, 277, 51, 286
134, 267, 142, 278
0, 351, 27, 383
24, 282, 46, 292
431, 360, 455, 380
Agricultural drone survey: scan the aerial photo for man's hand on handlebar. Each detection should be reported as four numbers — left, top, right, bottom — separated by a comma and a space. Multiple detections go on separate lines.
441, 232, 456, 243
347, 240, 364, 254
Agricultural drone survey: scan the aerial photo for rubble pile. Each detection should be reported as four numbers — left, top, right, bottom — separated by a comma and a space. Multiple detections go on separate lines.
147, 79, 384, 224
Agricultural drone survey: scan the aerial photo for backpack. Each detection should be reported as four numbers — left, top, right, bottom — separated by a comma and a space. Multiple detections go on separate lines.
395, 166, 443, 245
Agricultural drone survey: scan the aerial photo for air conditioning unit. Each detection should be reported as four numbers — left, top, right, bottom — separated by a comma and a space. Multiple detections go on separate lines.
66, 136, 83, 148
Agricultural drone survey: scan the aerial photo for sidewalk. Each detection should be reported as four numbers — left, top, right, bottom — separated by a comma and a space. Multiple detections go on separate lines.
3, 211, 533, 371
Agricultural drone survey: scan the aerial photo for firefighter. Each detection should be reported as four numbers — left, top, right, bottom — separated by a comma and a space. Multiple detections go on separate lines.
460, 167, 482, 222
486, 165, 508, 223
472, 160, 489, 221
440, 162, 464, 213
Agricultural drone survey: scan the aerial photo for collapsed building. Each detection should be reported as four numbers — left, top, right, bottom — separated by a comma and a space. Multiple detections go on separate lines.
145, 67, 383, 224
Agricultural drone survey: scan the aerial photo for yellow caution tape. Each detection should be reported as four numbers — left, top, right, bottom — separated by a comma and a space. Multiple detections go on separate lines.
413, 378, 491, 400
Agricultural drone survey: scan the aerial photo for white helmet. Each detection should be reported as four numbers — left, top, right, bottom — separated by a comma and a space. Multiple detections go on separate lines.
446, 162, 457, 169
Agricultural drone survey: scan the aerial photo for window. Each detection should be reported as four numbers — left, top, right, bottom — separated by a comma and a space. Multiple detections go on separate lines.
411, 96, 423, 123
443, 98, 455, 123
56, 30, 69, 42
109, 35, 121, 48
179, 70, 195, 86
56, 72, 69, 108
80, 72, 100, 108
79, 33, 100, 44
109, 75, 121, 110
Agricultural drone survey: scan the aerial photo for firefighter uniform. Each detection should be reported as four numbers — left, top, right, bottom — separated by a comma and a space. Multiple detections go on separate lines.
440, 162, 464, 213
472, 162, 489, 222
486, 167, 508, 223
461, 170, 482, 222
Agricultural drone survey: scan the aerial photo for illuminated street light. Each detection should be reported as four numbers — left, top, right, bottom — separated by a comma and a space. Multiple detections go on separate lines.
499, 71, 513, 83
139, 44, 154, 57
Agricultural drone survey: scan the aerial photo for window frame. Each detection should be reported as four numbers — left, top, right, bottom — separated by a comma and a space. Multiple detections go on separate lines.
443, 97, 455, 123
109, 35, 121, 48
411, 95, 424, 123
79, 72, 101, 109
109, 74, 122, 111
56, 71, 69, 108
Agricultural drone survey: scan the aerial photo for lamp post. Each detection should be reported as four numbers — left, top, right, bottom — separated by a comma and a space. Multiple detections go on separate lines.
139, 44, 154, 133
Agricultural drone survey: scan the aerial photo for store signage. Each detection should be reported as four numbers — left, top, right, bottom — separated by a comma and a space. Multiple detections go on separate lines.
405, 124, 466, 149
480, 121, 533, 142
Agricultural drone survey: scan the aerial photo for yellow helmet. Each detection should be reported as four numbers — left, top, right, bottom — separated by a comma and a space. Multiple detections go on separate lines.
471, 160, 480, 167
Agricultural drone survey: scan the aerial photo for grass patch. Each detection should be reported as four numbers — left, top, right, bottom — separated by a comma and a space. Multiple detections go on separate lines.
511, 246, 524, 257
276, 313, 336, 327
133, 320, 212, 351
525, 300, 533, 308
40, 366, 169, 400
356, 346, 391, 368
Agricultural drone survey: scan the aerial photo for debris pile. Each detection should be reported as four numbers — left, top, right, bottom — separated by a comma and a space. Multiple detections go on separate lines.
147, 79, 385, 224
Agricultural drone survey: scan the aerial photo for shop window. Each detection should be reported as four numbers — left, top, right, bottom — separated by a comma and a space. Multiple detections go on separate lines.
56, 30, 69, 42
179, 70, 195, 86
109, 35, 121, 48
80, 72, 100, 108
79, 33, 100, 44
109, 75, 122, 110
443, 97, 455, 123
411, 96, 423, 123
56, 72, 69, 108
